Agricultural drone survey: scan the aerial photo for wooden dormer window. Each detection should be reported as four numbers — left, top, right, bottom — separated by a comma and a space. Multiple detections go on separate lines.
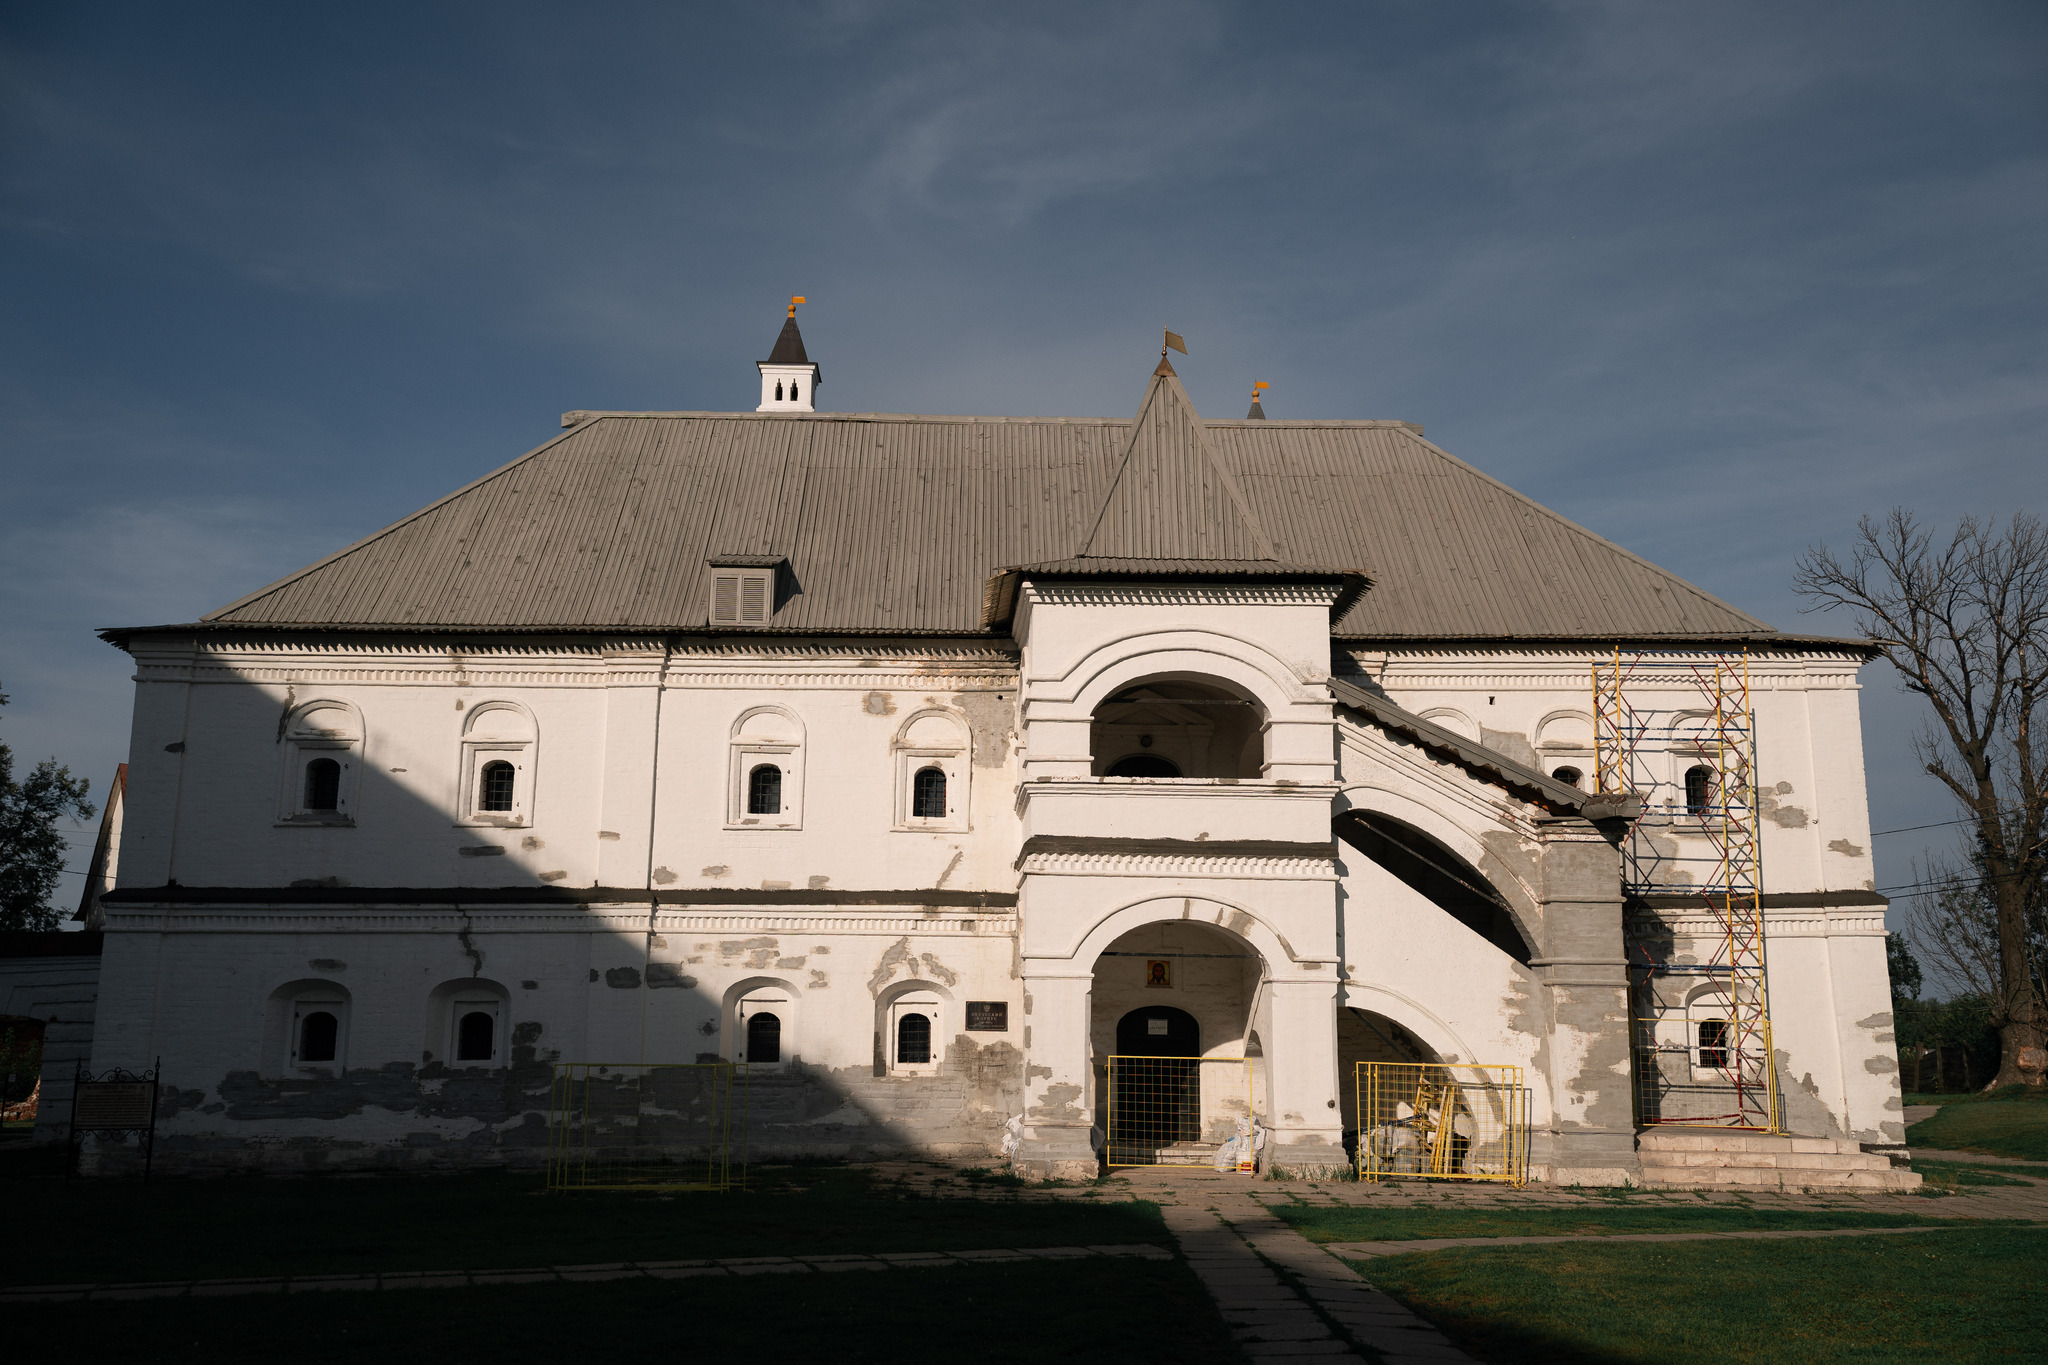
708, 558, 780, 626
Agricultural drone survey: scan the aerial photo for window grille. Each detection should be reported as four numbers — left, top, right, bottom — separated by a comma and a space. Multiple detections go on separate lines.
1551, 766, 1582, 789
303, 758, 341, 811
911, 766, 947, 819
897, 1012, 932, 1065
1697, 1019, 1730, 1069
748, 765, 782, 815
1684, 765, 1714, 815
479, 760, 515, 813
745, 1012, 781, 1064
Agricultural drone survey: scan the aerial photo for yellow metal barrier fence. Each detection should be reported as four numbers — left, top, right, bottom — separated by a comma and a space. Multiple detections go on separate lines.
546, 1061, 747, 1193
1355, 1062, 1528, 1187
1105, 1055, 1260, 1168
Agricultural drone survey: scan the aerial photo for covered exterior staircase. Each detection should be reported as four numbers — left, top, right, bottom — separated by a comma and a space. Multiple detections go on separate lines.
1637, 1128, 1921, 1191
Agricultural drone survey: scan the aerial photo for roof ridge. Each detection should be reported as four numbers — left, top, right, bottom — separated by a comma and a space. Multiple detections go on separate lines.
1388, 428, 1776, 634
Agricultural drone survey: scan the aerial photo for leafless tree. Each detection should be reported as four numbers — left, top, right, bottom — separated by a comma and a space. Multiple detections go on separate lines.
1795, 510, 2047, 1089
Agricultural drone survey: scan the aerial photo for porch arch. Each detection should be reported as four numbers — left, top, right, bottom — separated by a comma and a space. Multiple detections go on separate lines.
1062, 895, 1285, 973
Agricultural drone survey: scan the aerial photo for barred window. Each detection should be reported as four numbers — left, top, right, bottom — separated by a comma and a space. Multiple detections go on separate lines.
897, 1012, 932, 1065
479, 760, 516, 813
1697, 1019, 1730, 1069
748, 764, 782, 816
1551, 766, 1582, 789
1684, 765, 1714, 815
912, 766, 947, 819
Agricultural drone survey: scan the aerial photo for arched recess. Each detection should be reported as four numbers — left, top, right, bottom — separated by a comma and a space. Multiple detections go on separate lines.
263, 978, 352, 1077
425, 977, 513, 1067
1091, 675, 1265, 778
1417, 707, 1479, 742
877, 978, 953, 1076
728, 706, 805, 830
722, 975, 800, 1067
1335, 785, 1540, 938
278, 700, 364, 824
459, 702, 537, 826
893, 709, 969, 832
1335, 809, 1536, 966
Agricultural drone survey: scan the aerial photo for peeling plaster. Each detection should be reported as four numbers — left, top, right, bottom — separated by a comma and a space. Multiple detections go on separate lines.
1828, 838, 1865, 857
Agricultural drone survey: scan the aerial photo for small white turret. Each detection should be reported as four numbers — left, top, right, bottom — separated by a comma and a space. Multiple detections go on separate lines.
756, 296, 820, 412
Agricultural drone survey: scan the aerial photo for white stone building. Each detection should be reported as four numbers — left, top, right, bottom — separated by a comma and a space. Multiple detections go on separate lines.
88, 314, 1902, 1181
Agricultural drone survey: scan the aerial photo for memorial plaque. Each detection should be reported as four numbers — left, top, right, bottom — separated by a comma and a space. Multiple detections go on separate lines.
964, 1001, 1008, 1032
73, 1081, 154, 1130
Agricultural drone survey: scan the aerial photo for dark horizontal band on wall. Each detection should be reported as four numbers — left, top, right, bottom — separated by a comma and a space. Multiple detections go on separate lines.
1018, 836, 1338, 865
1628, 890, 1888, 910
0, 930, 104, 958
99, 885, 1018, 909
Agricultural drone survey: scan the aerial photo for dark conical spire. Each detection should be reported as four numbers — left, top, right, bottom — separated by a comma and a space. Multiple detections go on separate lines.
766, 313, 810, 365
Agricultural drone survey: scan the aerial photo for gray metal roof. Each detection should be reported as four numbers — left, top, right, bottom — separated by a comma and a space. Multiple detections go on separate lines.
182, 368, 1786, 641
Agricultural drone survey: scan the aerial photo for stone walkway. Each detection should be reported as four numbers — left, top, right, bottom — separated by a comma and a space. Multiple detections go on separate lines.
0, 1243, 1172, 1304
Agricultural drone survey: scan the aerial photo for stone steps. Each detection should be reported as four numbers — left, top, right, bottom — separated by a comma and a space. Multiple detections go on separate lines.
1637, 1127, 1922, 1191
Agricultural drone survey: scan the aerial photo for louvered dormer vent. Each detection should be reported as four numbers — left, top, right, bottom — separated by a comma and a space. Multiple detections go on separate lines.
708, 555, 784, 627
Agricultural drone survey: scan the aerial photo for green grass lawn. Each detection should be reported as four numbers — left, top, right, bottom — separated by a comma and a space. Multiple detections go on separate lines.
1354, 1226, 2048, 1364
1910, 1158, 2044, 1190
1271, 1201, 1962, 1244
1905, 1084, 2048, 1160
15, 1259, 1241, 1364
0, 1152, 1165, 1287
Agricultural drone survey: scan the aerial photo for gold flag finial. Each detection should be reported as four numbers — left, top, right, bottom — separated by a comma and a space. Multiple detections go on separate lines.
788, 295, 806, 317
1253, 380, 1269, 397
1163, 328, 1187, 356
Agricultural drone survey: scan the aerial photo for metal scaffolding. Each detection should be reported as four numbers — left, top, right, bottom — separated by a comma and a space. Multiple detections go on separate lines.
1594, 649, 1779, 1131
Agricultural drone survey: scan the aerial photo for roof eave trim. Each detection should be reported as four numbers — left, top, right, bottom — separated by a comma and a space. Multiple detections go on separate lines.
981, 564, 1372, 630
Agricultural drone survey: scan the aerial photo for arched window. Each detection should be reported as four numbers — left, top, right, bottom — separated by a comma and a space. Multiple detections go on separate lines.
729, 707, 804, 828
1092, 680, 1263, 779
460, 703, 537, 826
748, 764, 782, 815
790, 384, 800, 403
303, 758, 341, 811
456, 1009, 496, 1062
896, 1011, 932, 1065
478, 760, 515, 813
1684, 765, 1714, 815
1551, 766, 1582, 789
1108, 753, 1181, 778
774, 381, 784, 401
281, 701, 362, 824
745, 1011, 781, 1064
911, 766, 947, 820
297, 1009, 338, 1063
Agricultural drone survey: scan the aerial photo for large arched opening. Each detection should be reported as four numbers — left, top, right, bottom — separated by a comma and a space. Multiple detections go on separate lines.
1090, 677, 1264, 779
1089, 918, 1264, 1163
1334, 809, 1535, 966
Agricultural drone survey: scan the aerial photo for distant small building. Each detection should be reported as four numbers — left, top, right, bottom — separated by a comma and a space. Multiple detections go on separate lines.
87, 312, 1901, 1181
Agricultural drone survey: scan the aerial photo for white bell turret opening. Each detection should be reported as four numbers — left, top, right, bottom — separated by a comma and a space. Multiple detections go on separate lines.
756, 297, 820, 413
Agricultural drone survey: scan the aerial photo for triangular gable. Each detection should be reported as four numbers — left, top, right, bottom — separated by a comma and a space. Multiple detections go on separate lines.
1078, 364, 1275, 560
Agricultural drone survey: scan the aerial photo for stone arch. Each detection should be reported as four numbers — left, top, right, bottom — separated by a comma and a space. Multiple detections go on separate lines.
1335, 783, 1541, 923
1057, 631, 1311, 719
1338, 981, 1485, 1070
1065, 895, 1283, 972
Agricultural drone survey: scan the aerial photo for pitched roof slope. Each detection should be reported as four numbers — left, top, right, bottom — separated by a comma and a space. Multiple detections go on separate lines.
1078, 363, 1274, 560
193, 400, 1777, 640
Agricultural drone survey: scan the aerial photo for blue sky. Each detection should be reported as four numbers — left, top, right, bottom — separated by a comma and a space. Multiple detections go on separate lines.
3, 1, 2044, 947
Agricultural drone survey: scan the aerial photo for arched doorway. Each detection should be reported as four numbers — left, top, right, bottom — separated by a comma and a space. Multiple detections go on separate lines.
1091, 919, 1263, 1164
